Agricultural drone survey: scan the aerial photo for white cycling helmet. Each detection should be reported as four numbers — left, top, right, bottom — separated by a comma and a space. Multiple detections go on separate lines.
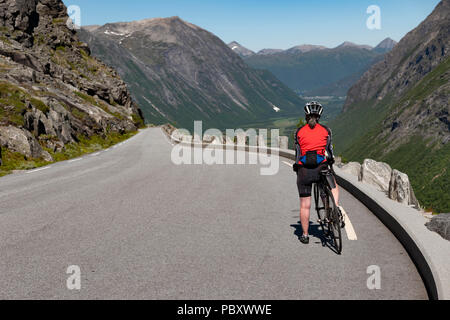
304, 101, 323, 117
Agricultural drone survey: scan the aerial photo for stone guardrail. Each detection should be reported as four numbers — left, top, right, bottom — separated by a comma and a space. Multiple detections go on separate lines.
161, 125, 449, 300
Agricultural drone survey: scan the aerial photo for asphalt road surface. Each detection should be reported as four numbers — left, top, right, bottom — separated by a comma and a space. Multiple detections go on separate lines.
0, 128, 427, 299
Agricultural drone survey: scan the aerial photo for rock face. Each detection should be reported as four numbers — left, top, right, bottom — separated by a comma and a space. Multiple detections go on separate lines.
359, 159, 392, 192
340, 162, 361, 177
0, 0, 144, 164
389, 169, 420, 208
426, 213, 450, 241
78, 17, 304, 129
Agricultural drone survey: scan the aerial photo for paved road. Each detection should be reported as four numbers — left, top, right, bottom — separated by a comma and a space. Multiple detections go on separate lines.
0, 128, 427, 299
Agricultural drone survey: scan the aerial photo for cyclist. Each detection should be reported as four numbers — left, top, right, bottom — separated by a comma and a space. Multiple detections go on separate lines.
293, 102, 341, 244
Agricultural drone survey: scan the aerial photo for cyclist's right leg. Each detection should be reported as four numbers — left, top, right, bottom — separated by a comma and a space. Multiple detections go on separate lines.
297, 166, 314, 237
331, 184, 340, 206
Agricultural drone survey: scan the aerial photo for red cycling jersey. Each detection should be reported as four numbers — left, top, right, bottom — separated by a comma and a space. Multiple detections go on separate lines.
295, 123, 333, 165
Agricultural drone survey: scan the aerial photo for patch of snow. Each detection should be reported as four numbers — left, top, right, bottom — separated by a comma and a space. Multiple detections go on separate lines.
104, 30, 125, 36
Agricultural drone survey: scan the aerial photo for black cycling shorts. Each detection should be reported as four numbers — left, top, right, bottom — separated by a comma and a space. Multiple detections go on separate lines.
297, 163, 336, 198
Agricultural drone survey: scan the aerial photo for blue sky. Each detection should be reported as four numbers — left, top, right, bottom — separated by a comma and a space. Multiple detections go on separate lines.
62, 0, 440, 52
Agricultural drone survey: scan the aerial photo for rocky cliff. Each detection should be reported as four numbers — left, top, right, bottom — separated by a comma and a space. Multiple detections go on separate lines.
332, 0, 449, 213
79, 17, 304, 130
0, 0, 144, 168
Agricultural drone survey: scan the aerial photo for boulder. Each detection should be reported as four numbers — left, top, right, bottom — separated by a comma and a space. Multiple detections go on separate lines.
0, 126, 45, 159
211, 136, 223, 145
359, 159, 392, 192
23, 103, 57, 137
181, 135, 192, 143
224, 136, 234, 145
257, 135, 266, 147
278, 136, 289, 149
193, 134, 202, 143
236, 132, 246, 146
426, 213, 450, 241
388, 169, 420, 208
340, 162, 361, 177
202, 135, 215, 144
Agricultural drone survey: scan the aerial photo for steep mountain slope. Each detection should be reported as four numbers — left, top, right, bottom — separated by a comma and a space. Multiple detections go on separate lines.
79, 18, 305, 129
0, 0, 143, 174
244, 41, 385, 96
331, 0, 450, 212
228, 41, 255, 57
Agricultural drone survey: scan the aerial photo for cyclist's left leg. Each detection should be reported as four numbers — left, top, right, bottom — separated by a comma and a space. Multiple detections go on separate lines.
300, 196, 312, 236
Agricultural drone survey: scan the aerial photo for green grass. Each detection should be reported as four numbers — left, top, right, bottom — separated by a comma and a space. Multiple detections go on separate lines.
381, 137, 450, 213
0, 149, 50, 177
30, 97, 50, 114
0, 131, 138, 177
0, 83, 55, 126
55, 45, 66, 52
74, 91, 99, 107
52, 18, 67, 25
49, 131, 137, 162
0, 82, 28, 126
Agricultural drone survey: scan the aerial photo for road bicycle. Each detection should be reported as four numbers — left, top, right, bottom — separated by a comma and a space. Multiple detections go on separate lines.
313, 167, 344, 254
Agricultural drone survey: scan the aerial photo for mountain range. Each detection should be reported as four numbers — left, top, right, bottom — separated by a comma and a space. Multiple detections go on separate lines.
0, 0, 143, 174
229, 39, 397, 58
79, 18, 306, 130
229, 39, 396, 97
331, 0, 450, 213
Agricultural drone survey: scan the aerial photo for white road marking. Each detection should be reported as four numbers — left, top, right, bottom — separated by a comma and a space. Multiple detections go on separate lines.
283, 161, 294, 167
26, 167, 50, 174
92, 152, 101, 157
69, 158, 82, 163
340, 206, 358, 240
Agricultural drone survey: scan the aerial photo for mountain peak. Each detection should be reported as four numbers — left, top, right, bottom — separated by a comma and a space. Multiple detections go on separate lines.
373, 38, 397, 52
337, 41, 373, 50
227, 41, 255, 57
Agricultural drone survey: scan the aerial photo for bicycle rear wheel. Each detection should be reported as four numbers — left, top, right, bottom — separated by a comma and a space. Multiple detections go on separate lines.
325, 187, 343, 254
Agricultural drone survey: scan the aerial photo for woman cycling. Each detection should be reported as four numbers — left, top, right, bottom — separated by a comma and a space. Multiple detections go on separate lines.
293, 102, 341, 244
